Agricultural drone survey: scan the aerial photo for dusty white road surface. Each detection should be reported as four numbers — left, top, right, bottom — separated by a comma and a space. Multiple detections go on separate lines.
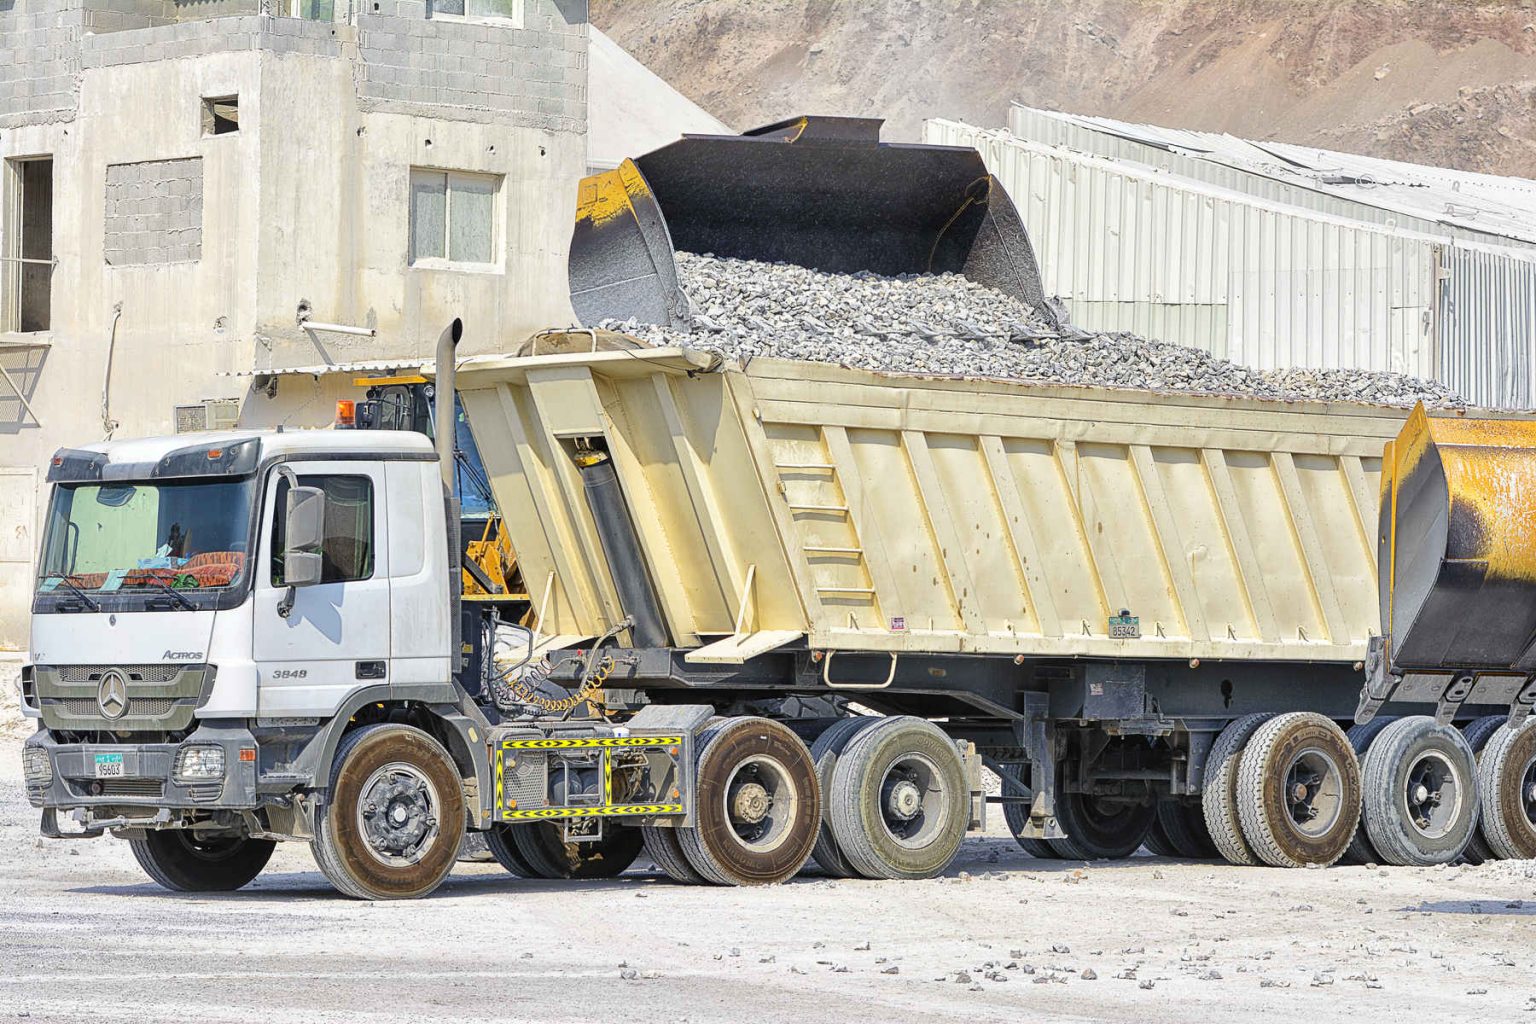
1, 735, 1533, 1024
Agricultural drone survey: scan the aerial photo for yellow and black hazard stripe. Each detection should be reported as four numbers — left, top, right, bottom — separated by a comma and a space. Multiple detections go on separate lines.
499, 736, 684, 750
501, 804, 684, 821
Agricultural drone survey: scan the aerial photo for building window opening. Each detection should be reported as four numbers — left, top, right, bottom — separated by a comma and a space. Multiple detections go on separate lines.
409, 169, 499, 268
202, 96, 239, 136
428, 0, 522, 26
5, 157, 53, 333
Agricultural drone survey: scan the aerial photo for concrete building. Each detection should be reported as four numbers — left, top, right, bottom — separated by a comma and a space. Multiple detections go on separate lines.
0, 0, 591, 647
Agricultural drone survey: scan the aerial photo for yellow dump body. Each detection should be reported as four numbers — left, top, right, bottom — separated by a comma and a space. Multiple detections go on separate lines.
456, 349, 1414, 666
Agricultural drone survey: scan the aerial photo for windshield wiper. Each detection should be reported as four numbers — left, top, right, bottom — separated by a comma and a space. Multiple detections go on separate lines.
42, 573, 100, 612
134, 576, 198, 611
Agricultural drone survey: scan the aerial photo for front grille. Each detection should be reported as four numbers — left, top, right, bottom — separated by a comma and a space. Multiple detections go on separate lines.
64, 777, 165, 799
60, 697, 176, 719
58, 664, 181, 683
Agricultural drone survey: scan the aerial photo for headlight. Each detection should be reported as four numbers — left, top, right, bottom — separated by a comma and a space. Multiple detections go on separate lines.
173, 744, 225, 782
22, 746, 52, 787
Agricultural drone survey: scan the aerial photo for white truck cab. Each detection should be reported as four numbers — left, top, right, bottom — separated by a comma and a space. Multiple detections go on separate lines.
18, 428, 486, 897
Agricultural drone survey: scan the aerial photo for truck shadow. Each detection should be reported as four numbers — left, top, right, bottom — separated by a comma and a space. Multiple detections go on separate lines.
1396, 899, 1534, 916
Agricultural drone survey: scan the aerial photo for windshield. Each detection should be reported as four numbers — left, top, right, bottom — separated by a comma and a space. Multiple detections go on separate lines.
38, 477, 256, 595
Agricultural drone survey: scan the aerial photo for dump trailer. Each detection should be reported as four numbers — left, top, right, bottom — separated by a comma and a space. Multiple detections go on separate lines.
21, 338, 1534, 898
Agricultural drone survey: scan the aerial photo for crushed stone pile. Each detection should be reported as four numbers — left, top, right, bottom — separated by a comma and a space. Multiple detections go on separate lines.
600, 253, 1465, 408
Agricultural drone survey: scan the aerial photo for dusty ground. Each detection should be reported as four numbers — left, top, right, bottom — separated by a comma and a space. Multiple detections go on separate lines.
593, 0, 1536, 177
1, 727, 1533, 1024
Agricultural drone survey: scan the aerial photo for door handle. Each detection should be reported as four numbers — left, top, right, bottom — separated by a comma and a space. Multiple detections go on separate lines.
355, 661, 387, 680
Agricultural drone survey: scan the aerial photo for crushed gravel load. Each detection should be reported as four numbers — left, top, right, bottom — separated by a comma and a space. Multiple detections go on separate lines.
602, 253, 1465, 408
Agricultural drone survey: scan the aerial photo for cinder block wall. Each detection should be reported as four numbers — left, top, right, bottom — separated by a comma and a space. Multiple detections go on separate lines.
0, 0, 86, 129
357, 0, 586, 131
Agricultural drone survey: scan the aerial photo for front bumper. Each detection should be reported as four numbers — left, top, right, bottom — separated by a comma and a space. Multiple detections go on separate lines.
23, 724, 259, 817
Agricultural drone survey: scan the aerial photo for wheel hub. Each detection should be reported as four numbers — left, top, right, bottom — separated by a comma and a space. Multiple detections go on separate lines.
731, 781, 771, 824
1403, 752, 1459, 838
357, 763, 439, 866
1282, 747, 1343, 837
886, 779, 922, 821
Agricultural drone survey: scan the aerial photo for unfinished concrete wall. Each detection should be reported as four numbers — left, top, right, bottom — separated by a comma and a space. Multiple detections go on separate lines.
81, 0, 178, 34
0, 0, 84, 128
356, 0, 587, 132
0, 6, 591, 646
104, 158, 205, 265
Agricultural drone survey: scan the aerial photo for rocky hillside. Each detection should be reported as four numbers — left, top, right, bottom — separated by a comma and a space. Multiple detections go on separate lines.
591, 0, 1536, 177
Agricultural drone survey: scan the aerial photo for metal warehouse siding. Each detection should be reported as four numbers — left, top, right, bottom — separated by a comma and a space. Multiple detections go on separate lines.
1437, 247, 1536, 409
927, 120, 1437, 380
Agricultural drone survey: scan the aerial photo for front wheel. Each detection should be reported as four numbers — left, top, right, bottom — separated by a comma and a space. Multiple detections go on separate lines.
312, 724, 466, 900
129, 830, 275, 892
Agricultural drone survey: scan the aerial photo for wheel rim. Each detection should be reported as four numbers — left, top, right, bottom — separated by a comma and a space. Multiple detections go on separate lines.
1400, 750, 1462, 839
876, 753, 946, 849
173, 832, 247, 863
356, 761, 441, 867
1282, 746, 1345, 839
722, 754, 799, 854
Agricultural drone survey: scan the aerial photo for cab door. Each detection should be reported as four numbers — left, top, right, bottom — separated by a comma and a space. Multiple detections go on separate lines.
252, 462, 391, 716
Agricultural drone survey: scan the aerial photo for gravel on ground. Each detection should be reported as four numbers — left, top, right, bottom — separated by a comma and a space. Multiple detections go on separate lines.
1, 735, 1532, 1024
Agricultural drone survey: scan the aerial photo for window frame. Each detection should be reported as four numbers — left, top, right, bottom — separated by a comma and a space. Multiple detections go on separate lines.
426, 0, 524, 29
269, 473, 377, 586
408, 167, 503, 273
2, 155, 54, 335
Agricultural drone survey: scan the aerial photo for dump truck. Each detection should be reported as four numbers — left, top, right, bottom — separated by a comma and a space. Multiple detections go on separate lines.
17, 118, 1536, 898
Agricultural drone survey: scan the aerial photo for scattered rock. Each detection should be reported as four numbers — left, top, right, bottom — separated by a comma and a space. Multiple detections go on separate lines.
1081, 968, 1098, 980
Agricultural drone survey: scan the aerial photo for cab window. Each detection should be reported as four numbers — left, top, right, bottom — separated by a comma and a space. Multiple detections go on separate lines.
270, 475, 375, 584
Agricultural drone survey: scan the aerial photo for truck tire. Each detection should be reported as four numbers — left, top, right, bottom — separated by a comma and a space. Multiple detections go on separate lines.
1235, 713, 1361, 868
129, 831, 275, 893
1001, 775, 1059, 859
1155, 800, 1219, 859
1338, 716, 1398, 865
1359, 716, 1479, 866
312, 724, 466, 900
1459, 716, 1508, 864
808, 716, 881, 877
1201, 713, 1277, 866
484, 824, 536, 878
678, 717, 821, 885
509, 821, 643, 879
828, 716, 969, 879
1047, 792, 1155, 860
1477, 721, 1536, 861
641, 825, 706, 884
1141, 816, 1179, 857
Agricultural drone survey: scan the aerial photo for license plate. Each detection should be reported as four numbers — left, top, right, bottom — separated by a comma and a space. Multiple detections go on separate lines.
93, 753, 125, 778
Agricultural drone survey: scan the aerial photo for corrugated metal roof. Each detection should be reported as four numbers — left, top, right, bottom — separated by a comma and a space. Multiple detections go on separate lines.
1009, 106, 1536, 250
925, 118, 1536, 408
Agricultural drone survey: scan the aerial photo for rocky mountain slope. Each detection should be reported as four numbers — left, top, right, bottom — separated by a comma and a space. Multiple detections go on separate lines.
591, 0, 1536, 177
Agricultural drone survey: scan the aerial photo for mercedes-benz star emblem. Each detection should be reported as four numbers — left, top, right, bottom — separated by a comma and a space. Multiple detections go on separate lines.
97, 670, 129, 720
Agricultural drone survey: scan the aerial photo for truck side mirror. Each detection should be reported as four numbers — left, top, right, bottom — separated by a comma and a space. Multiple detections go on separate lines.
278, 485, 325, 616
